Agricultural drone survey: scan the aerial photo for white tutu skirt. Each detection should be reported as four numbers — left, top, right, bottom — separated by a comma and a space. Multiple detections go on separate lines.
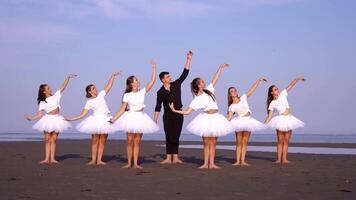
33, 114, 71, 133
267, 115, 305, 132
187, 113, 234, 137
112, 111, 159, 134
230, 116, 266, 132
76, 114, 115, 134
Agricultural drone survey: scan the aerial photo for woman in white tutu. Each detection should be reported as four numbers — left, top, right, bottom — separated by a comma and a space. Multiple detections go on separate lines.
25, 74, 77, 164
227, 77, 267, 166
110, 60, 159, 169
65, 72, 121, 165
170, 63, 233, 169
264, 77, 306, 164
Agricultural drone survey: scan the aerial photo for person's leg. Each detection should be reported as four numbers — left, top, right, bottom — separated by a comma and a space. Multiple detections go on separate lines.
97, 134, 108, 165
282, 130, 292, 164
49, 132, 59, 163
88, 134, 99, 165
209, 137, 220, 169
275, 130, 284, 164
233, 132, 243, 166
200, 137, 209, 169
161, 115, 172, 164
123, 133, 134, 168
240, 131, 251, 166
172, 115, 184, 164
40, 132, 51, 164
133, 133, 143, 169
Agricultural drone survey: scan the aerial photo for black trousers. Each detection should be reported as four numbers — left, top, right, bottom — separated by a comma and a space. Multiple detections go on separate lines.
163, 112, 184, 154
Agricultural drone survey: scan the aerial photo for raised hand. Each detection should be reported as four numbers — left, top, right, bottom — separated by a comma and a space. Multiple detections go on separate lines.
187, 50, 193, 60
259, 77, 268, 82
220, 63, 229, 68
66, 74, 77, 79
298, 76, 306, 82
150, 59, 157, 68
112, 71, 122, 77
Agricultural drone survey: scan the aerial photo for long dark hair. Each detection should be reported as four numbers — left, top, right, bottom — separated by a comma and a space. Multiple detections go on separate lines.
85, 84, 94, 98
266, 85, 276, 113
124, 76, 135, 94
190, 78, 216, 101
227, 87, 236, 107
37, 84, 48, 104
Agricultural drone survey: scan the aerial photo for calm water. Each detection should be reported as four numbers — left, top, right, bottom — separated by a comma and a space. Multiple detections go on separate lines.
1, 132, 356, 143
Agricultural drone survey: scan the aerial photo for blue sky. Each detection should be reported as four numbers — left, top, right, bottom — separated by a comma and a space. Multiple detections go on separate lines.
0, 0, 355, 134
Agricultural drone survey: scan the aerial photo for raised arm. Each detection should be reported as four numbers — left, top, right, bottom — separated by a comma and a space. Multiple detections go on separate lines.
264, 110, 274, 124
174, 51, 193, 84
24, 111, 45, 121
65, 109, 89, 121
211, 63, 229, 86
169, 103, 193, 115
109, 102, 128, 123
246, 77, 267, 97
286, 76, 306, 93
145, 60, 156, 93
59, 74, 77, 93
104, 71, 121, 94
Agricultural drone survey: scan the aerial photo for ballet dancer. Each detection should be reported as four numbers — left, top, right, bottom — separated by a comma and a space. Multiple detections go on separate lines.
25, 74, 77, 164
110, 60, 159, 169
227, 77, 267, 166
65, 72, 121, 165
169, 63, 234, 169
154, 51, 193, 164
264, 77, 306, 164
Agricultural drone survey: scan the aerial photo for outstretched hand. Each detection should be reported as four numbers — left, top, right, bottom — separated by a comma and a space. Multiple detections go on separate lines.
24, 114, 32, 121
298, 76, 306, 82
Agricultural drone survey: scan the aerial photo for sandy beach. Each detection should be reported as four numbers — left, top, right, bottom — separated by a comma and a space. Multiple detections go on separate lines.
0, 140, 355, 200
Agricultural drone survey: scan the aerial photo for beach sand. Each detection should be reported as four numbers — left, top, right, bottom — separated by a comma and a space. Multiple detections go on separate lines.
0, 140, 355, 200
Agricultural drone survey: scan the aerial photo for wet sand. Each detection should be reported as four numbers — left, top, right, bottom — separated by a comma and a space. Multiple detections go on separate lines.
0, 140, 355, 200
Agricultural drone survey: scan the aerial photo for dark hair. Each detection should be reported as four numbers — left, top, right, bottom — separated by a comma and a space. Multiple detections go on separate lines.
190, 78, 216, 101
159, 72, 169, 81
227, 87, 236, 107
124, 76, 135, 94
85, 84, 94, 98
37, 84, 48, 104
266, 85, 276, 113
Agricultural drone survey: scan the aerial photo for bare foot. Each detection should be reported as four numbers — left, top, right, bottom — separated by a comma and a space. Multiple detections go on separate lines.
160, 158, 172, 164
232, 161, 241, 166
121, 164, 131, 169
87, 160, 97, 165
97, 161, 107, 165
134, 165, 143, 169
39, 159, 50, 164
50, 160, 60, 164
199, 164, 209, 169
209, 164, 221, 169
274, 160, 282, 164
172, 158, 184, 164
282, 160, 292, 164
240, 162, 251, 166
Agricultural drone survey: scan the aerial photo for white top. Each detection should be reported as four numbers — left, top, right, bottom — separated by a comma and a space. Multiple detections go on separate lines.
84, 90, 110, 115
228, 94, 251, 117
268, 89, 290, 114
189, 83, 219, 111
39, 90, 62, 113
123, 88, 146, 111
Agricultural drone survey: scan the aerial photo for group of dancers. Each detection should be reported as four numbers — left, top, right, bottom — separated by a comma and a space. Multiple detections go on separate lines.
25, 51, 305, 169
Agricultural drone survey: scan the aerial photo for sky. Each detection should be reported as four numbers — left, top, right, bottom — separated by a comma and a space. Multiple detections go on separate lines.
0, 0, 355, 134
